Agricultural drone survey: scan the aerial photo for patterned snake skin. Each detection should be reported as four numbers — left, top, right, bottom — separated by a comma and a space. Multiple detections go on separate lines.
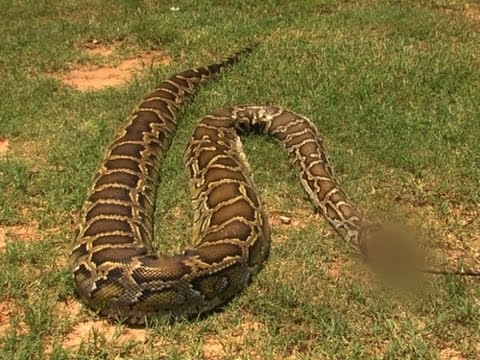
69, 48, 476, 325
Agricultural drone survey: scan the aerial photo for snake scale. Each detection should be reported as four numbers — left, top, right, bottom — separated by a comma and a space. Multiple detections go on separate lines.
69, 47, 477, 325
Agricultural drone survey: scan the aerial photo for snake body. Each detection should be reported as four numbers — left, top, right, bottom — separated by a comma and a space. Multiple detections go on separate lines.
69, 49, 414, 325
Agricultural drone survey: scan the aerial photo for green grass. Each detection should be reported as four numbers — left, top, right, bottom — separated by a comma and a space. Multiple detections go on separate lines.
1, 0, 479, 358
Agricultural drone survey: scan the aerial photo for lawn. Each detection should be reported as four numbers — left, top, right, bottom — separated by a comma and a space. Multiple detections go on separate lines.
0, 0, 479, 359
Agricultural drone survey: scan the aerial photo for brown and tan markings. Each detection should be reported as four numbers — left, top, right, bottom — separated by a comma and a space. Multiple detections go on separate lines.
70, 47, 479, 325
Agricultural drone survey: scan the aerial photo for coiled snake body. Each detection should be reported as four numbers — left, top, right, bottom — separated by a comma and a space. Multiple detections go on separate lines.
71, 48, 458, 325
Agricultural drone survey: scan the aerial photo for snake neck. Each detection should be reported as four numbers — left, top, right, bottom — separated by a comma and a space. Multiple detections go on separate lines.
229, 105, 367, 247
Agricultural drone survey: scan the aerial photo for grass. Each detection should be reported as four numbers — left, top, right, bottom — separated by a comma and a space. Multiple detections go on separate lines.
0, 0, 479, 358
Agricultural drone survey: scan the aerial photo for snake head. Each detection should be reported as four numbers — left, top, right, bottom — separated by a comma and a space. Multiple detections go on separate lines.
358, 224, 425, 280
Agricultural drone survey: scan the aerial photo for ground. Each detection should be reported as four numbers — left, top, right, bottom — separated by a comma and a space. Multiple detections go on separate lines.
56, 40, 172, 90
0, 0, 479, 359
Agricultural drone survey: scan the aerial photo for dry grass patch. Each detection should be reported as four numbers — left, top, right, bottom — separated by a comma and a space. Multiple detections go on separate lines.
268, 205, 323, 227
427, 207, 479, 271
324, 255, 350, 281
202, 320, 266, 360
171, 206, 185, 219
81, 39, 120, 57
269, 208, 320, 230
386, 178, 480, 271
449, 203, 479, 228
268, 207, 321, 244
435, 2, 480, 21
14, 139, 51, 171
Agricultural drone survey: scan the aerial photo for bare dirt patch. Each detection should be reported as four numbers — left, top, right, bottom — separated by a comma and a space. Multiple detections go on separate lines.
0, 221, 38, 252
439, 347, 465, 360
0, 300, 27, 337
57, 296, 83, 321
0, 228, 5, 252
0, 138, 9, 158
58, 49, 172, 91
45, 297, 146, 355
202, 337, 226, 360
53, 319, 148, 353
7, 223, 38, 241
465, 3, 480, 20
